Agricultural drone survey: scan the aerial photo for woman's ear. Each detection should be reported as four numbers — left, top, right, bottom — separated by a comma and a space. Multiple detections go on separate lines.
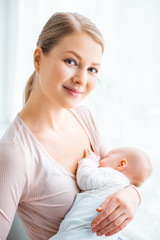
34, 47, 42, 73
115, 159, 128, 171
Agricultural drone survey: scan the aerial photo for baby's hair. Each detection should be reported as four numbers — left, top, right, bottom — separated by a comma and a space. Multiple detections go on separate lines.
121, 147, 152, 187
132, 153, 152, 187
24, 12, 104, 104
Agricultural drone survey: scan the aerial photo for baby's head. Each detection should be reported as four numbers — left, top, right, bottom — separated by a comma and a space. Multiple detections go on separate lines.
99, 147, 152, 187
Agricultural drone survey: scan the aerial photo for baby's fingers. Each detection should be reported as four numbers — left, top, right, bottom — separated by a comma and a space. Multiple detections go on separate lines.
85, 149, 96, 158
84, 149, 88, 158
84, 149, 91, 158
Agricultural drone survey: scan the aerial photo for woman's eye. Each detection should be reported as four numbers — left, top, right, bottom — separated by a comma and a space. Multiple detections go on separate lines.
64, 59, 76, 65
88, 68, 98, 74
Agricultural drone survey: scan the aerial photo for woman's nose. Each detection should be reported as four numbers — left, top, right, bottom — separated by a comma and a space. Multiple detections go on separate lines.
72, 69, 87, 85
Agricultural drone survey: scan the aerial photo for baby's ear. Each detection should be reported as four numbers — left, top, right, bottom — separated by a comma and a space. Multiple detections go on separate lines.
115, 159, 128, 171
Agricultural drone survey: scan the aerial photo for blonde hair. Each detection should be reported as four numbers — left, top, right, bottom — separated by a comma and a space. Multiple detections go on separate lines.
24, 12, 104, 104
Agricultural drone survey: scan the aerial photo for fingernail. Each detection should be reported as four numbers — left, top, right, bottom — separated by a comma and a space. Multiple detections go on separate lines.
98, 207, 103, 210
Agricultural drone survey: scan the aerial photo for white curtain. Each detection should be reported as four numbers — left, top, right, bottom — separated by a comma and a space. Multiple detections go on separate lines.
1, 0, 160, 239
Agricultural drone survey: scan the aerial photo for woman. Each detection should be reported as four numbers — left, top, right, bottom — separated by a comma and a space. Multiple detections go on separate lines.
0, 12, 140, 240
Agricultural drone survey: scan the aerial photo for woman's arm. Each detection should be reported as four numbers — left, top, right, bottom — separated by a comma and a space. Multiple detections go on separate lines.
91, 184, 140, 237
79, 107, 141, 236
0, 143, 27, 239
94, 129, 141, 236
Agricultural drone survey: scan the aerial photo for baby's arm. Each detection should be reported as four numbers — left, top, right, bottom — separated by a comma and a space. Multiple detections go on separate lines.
76, 149, 114, 191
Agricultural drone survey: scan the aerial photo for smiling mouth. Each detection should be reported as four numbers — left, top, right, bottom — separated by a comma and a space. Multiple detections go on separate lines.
63, 86, 83, 97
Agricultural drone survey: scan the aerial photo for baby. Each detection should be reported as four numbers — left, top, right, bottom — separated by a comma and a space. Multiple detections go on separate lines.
50, 147, 151, 240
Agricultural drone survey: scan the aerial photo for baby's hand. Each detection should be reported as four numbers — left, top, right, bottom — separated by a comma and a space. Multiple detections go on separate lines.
84, 149, 100, 161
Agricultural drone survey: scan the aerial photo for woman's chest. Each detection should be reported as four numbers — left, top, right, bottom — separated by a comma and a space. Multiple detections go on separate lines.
18, 164, 79, 237
36, 119, 91, 175
27, 165, 79, 208
44, 137, 90, 174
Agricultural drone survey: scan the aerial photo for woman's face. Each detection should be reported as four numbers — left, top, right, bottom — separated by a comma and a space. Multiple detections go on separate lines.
34, 32, 102, 109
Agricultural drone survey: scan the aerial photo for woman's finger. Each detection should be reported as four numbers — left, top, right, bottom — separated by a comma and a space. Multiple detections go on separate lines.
104, 217, 131, 237
92, 186, 138, 236
91, 194, 119, 231
93, 206, 124, 232
96, 213, 127, 236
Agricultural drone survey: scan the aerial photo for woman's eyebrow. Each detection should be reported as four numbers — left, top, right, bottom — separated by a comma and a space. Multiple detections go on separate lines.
63, 50, 81, 59
62, 50, 101, 66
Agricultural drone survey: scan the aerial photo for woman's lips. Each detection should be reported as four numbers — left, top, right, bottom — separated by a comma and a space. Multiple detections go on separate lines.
63, 86, 83, 97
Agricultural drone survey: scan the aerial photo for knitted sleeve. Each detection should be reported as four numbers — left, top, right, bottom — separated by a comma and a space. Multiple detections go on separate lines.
76, 156, 114, 191
0, 142, 27, 239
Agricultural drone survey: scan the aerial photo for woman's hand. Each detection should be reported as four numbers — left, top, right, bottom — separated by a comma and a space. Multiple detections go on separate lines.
91, 185, 140, 237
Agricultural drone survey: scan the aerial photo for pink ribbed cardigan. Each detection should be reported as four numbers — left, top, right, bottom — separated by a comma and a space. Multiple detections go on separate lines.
0, 106, 106, 240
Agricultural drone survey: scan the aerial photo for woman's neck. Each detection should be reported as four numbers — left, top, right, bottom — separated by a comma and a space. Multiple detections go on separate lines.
19, 94, 68, 133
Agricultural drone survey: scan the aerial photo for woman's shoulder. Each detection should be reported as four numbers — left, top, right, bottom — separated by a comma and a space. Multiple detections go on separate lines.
0, 117, 24, 163
1, 115, 24, 143
0, 115, 29, 162
0, 116, 31, 186
0, 118, 29, 205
